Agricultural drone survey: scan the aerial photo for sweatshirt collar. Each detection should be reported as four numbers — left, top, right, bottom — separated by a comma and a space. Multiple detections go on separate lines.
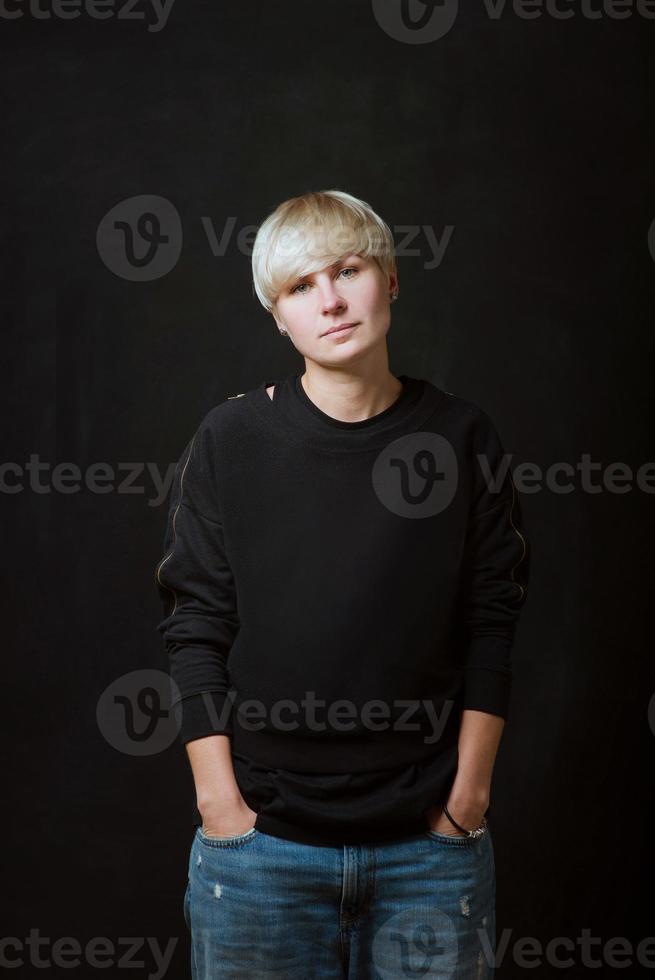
249, 372, 446, 454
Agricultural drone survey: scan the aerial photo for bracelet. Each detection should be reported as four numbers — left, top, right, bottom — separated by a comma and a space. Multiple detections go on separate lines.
442, 803, 488, 840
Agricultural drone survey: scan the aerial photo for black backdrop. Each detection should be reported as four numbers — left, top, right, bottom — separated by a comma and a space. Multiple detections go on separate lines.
3, 2, 654, 977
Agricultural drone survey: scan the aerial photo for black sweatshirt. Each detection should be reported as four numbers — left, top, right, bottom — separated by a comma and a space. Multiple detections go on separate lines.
155, 372, 530, 846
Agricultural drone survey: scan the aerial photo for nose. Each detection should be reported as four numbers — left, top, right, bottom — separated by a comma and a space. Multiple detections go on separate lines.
321, 287, 345, 315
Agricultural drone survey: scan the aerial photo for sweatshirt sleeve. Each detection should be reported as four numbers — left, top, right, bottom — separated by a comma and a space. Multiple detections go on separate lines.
154, 413, 240, 745
458, 410, 531, 720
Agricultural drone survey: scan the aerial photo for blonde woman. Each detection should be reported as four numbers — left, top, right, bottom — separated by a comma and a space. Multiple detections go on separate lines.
156, 189, 530, 978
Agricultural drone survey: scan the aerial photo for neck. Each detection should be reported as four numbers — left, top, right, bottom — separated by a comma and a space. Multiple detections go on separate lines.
299, 364, 403, 425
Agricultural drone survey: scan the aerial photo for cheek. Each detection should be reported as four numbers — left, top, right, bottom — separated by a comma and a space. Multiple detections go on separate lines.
362, 282, 390, 316
285, 314, 319, 348
283, 308, 310, 334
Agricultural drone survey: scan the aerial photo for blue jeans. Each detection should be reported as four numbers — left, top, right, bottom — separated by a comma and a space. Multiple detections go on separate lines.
184, 824, 496, 979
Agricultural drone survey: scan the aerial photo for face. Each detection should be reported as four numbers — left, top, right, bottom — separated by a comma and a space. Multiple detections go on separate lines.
273, 253, 398, 364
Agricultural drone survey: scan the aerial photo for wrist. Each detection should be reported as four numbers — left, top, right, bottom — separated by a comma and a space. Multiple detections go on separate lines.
445, 788, 489, 829
448, 780, 490, 811
196, 789, 245, 812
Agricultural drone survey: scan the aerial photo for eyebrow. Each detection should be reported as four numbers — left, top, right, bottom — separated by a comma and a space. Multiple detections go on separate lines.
291, 257, 357, 286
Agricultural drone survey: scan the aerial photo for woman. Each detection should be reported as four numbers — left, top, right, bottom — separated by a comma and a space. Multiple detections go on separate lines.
156, 188, 530, 978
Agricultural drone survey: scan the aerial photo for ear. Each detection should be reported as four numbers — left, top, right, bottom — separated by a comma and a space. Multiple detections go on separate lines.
271, 310, 285, 332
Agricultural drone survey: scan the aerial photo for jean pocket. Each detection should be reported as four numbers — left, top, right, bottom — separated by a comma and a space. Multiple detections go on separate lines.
195, 825, 259, 848
424, 829, 476, 845
424, 821, 489, 846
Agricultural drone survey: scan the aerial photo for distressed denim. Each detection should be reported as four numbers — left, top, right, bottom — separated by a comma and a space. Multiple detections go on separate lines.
183, 822, 496, 979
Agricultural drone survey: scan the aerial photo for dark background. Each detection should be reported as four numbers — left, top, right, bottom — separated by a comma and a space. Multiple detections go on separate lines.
3, 1, 654, 977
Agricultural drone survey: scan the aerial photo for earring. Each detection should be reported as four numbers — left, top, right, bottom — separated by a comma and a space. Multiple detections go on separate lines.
279, 328, 288, 336
390, 290, 399, 302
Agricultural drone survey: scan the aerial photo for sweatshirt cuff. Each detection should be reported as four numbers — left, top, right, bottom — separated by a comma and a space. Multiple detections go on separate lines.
461, 631, 514, 719
173, 691, 234, 745
462, 667, 512, 720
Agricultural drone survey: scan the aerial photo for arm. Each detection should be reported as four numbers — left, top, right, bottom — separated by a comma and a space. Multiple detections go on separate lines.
429, 412, 530, 834
155, 416, 256, 835
427, 709, 504, 833
186, 735, 257, 836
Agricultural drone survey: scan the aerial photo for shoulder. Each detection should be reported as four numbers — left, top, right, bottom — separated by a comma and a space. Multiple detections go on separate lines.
194, 380, 270, 439
423, 381, 496, 435
425, 385, 513, 466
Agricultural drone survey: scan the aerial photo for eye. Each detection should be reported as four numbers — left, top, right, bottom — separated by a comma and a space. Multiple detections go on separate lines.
290, 266, 357, 295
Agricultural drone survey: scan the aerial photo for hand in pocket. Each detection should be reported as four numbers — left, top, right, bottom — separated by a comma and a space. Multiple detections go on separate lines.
199, 798, 258, 839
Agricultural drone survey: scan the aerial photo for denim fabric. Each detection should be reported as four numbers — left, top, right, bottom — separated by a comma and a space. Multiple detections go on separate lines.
183, 822, 496, 978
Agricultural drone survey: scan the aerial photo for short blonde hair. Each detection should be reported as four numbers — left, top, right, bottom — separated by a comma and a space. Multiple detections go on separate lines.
251, 189, 396, 314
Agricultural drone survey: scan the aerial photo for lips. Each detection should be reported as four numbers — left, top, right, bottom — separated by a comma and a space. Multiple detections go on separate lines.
322, 322, 358, 337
